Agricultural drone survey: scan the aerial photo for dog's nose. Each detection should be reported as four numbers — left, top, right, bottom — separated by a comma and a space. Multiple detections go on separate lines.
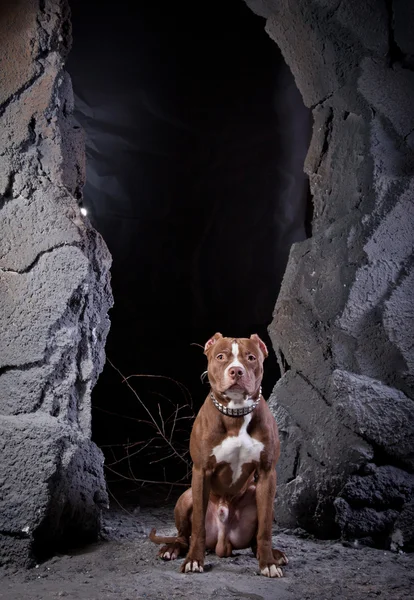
229, 366, 244, 379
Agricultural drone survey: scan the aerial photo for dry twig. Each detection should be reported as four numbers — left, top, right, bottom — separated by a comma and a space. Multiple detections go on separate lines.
97, 360, 195, 491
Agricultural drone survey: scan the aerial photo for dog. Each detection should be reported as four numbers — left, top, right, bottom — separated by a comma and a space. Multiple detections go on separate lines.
149, 332, 287, 577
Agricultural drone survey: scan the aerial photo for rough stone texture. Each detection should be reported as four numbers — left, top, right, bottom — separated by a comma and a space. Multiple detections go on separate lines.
333, 371, 414, 470
334, 464, 414, 548
0, 0, 40, 106
0, 0, 112, 565
244, 0, 414, 549
359, 58, 414, 145
269, 372, 373, 535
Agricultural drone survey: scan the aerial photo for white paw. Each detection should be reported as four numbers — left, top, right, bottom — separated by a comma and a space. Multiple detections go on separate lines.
261, 564, 283, 578
161, 548, 179, 560
184, 560, 204, 573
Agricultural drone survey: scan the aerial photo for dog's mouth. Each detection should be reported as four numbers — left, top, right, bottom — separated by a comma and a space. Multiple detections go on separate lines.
223, 383, 249, 396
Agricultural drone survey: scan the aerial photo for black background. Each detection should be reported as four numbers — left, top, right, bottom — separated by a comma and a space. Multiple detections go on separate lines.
67, 0, 311, 486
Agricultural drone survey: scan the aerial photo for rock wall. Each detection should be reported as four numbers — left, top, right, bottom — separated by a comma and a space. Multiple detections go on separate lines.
245, 0, 414, 549
0, 0, 112, 565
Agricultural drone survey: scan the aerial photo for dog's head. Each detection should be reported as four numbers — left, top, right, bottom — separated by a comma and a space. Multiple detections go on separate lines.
204, 333, 268, 400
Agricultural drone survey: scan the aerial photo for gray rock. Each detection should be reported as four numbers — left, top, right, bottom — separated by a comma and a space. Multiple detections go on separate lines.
265, 6, 339, 108
253, 0, 414, 551
0, 246, 89, 368
0, 414, 107, 565
0, 188, 81, 272
358, 58, 414, 140
0, 0, 112, 566
314, 0, 389, 56
0, 365, 53, 416
0, 0, 40, 106
305, 109, 367, 232
334, 498, 400, 539
243, 0, 274, 19
332, 370, 414, 469
339, 464, 414, 509
269, 371, 373, 534
391, 500, 414, 551
383, 266, 414, 386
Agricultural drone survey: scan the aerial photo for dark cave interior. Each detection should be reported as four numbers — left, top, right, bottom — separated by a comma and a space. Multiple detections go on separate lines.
67, 0, 311, 486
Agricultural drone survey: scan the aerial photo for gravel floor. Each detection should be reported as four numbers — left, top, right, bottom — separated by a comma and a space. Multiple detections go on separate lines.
1, 504, 413, 600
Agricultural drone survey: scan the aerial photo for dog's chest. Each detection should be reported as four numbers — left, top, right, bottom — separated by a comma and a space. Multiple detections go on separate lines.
211, 415, 264, 485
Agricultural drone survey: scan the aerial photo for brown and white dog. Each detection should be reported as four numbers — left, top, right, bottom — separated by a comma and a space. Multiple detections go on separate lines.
149, 333, 287, 577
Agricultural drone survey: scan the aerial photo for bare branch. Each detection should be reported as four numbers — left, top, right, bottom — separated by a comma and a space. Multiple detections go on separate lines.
103, 359, 195, 490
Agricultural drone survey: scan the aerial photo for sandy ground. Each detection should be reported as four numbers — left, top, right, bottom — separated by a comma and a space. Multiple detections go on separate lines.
1, 504, 414, 600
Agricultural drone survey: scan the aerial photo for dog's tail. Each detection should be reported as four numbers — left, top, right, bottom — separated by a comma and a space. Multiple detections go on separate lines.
149, 528, 180, 545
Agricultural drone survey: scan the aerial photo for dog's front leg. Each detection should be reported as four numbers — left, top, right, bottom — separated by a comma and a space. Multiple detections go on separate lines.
255, 468, 287, 578
181, 465, 211, 573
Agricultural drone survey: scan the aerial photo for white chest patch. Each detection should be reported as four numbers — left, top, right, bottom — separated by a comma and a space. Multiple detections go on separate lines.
211, 414, 264, 485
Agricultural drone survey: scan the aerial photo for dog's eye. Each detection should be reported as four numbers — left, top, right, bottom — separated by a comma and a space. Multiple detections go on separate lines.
216, 353, 225, 361
247, 354, 256, 362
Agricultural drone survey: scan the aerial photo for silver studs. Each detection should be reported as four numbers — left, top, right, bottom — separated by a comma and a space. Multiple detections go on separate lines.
209, 390, 261, 417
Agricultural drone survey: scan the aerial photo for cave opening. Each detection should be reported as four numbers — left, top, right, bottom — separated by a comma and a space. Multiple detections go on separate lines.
66, 0, 311, 497
1, 0, 414, 575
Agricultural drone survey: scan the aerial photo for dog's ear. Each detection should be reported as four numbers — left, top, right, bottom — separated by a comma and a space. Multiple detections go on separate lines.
250, 334, 268, 359
204, 332, 223, 354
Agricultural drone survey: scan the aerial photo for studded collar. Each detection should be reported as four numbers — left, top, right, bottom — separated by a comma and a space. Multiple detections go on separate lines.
210, 387, 262, 417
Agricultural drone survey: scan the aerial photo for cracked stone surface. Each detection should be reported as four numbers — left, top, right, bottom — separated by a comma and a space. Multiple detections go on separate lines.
0, 0, 112, 566
244, 0, 414, 549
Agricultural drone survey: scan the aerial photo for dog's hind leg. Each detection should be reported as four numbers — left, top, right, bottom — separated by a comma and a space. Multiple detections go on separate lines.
155, 489, 192, 560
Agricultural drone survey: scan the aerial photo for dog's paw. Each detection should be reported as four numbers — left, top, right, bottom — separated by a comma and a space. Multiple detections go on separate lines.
272, 548, 288, 566
180, 558, 204, 573
159, 545, 180, 561
260, 563, 283, 578
159, 543, 183, 561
